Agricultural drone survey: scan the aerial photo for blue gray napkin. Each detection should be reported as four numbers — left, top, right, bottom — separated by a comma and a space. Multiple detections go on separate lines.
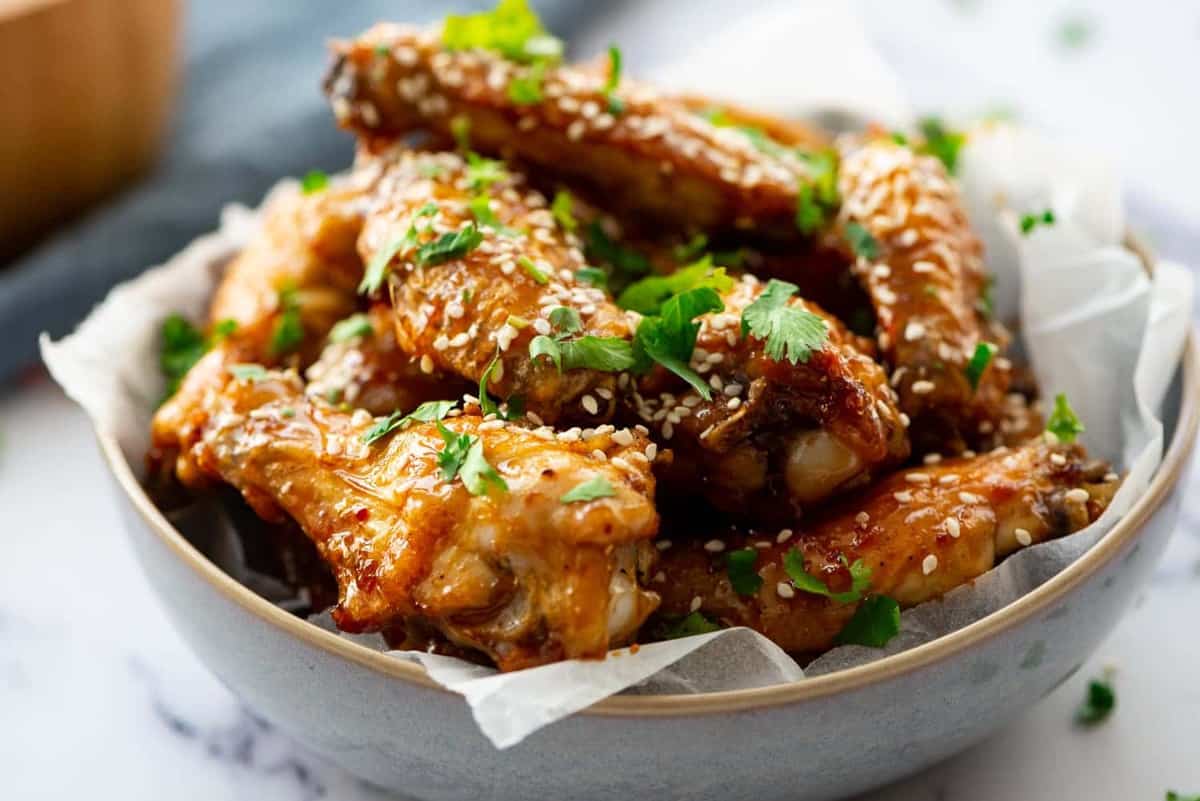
1, 0, 600, 383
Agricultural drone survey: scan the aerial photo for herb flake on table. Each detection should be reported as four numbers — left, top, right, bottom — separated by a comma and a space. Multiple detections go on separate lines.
1075, 677, 1116, 726
1020, 209, 1056, 235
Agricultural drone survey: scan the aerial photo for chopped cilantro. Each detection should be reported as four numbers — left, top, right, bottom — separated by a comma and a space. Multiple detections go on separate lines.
726, 548, 763, 596
1020, 208, 1056, 235
575, 266, 607, 288
436, 422, 473, 480
560, 475, 616, 504
478, 352, 504, 418
740, 279, 828, 365
360, 227, 419, 294
917, 117, 966, 175
549, 306, 582, 334
835, 596, 901, 647
976, 274, 995, 319
300, 170, 329, 194
585, 221, 650, 289
845, 221, 880, 261
460, 436, 508, 495
419, 162, 446, 179
269, 286, 304, 356
965, 341, 997, 391
469, 194, 518, 235
617, 255, 733, 315
782, 549, 872, 604
441, 0, 563, 64
794, 150, 840, 235
1075, 678, 1116, 726
673, 233, 708, 263
891, 131, 909, 145
529, 307, 635, 373
632, 287, 724, 399
507, 59, 546, 104
604, 45, 624, 114
329, 313, 374, 343
551, 189, 577, 231
529, 334, 563, 371
1046, 393, 1085, 443
465, 152, 507, 191
228, 363, 268, 382
450, 115, 471, 150
160, 315, 209, 397
663, 611, 721, 639
362, 400, 457, 445
415, 224, 484, 266
517, 255, 549, 284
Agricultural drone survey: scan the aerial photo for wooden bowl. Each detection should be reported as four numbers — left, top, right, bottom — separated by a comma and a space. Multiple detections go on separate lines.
0, 0, 181, 262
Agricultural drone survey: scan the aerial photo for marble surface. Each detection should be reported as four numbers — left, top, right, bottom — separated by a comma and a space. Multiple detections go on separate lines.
5, 1, 1200, 799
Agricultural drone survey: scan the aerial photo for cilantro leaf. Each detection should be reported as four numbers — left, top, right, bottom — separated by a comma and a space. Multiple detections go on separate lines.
663, 611, 721, 639
507, 59, 546, 104
450, 115, 472, 150
478, 352, 504, 418
917, 117, 966, 175
726, 548, 763, 596
441, 0, 563, 63
363, 400, 457, 445
1046, 393, 1085, 443
633, 287, 724, 399
469, 195, 518, 235
782, 549, 872, 604
460, 437, 508, 495
560, 336, 636, 371
1019, 208, 1056, 235
465, 152, 507, 191
965, 341, 997, 391
845, 221, 880, 261
436, 422, 473, 480
529, 334, 562, 371
835, 596, 901, 647
604, 45, 623, 114
415, 224, 484, 266
160, 314, 209, 397
794, 150, 840, 235
300, 170, 329, 194
976, 274, 996, 319
740, 279, 828, 364
1075, 678, 1116, 726
228, 363, 268, 382
575, 266, 607, 288
551, 190, 577, 231
617, 255, 734, 315
548, 306, 582, 334
329, 313, 374, 343
269, 286, 304, 356
360, 228, 418, 294
560, 475, 615, 504
517, 255, 549, 284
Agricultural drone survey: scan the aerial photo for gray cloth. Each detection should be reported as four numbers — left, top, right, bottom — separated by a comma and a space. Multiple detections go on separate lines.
0, 0, 601, 383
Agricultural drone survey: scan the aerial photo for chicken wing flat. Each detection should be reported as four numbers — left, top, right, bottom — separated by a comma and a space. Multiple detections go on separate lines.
632, 274, 909, 520
325, 24, 829, 234
306, 304, 467, 417
190, 367, 661, 670
653, 439, 1119, 654
829, 136, 1012, 454
359, 149, 634, 425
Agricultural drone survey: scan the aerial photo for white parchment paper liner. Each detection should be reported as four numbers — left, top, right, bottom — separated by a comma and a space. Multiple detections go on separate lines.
41, 20, 1193, 748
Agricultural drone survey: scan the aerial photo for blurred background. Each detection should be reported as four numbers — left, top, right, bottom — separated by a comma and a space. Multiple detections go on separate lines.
2, 1, 1198, 799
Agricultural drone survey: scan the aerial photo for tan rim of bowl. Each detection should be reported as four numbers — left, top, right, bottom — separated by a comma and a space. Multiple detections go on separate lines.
97, 332, 1200, 718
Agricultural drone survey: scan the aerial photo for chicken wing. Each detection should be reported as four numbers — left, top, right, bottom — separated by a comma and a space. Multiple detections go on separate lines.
325, 24, 828, 234
632, 273, 909, 521
653, 439, 1119, 654
358, 149, 635, 425
827, 135, 1012, 454
190, 367, 661, 670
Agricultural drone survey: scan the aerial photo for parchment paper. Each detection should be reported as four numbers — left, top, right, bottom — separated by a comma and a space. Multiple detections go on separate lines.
41, 29, 1193, 751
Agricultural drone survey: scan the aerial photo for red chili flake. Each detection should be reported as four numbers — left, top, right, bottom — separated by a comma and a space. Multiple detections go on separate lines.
355, 508, 370, 522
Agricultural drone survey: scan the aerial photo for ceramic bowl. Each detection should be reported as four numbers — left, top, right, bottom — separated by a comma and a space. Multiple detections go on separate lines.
98, 333, 1199, 801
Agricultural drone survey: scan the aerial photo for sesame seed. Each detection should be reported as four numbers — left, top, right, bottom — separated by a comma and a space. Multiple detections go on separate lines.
581, 394, 599, 415
662, 420, 674, 440
899, 413, 911, 427
704, 539, 726, 553
911, 380, 936, 395
610, 455, 635, 473
922, 554, 939, 575
776, 528, 794, 544
944, 517, 961, 538
1050, 453, 1067, 466
905, 473, 931, 485
1015, 528, 1033, 546
938, 474, 959, 486
904, 322, 926, 341
532, 318, 551, 335
962, 449, 976, 458
591, 449, 607, 461
612, 429, 634, 446
652, 571, 666, 583
855, 511, 870, 526
655, 540, 673, 551
419, 355, 435, 374
923, 452, 942, 465
893, 491, 914, 503
689, 595, 703, 613
727, 397, 742, 410
644, 443, 658, 461
1104, 472, 1119, 482
595, 387, 613, 400
1065, 488, 1090, 503
567, 119, 586, 141
776, 582, 796, 599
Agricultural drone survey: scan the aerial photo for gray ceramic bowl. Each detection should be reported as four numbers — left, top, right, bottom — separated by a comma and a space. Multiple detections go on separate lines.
98, 335, 1199, 801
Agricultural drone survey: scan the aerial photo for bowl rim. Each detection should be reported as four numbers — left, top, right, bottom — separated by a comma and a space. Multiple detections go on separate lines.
97, 330, 1200, 718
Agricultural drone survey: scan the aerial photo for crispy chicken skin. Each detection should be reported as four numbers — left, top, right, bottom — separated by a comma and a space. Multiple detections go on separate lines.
306, 304, 466, 417
359, 149, 633, 425
190, 368, 661, 670
325, 24, 829, 234
828, 136, 1011, 453
633, 274, 909, 519
654, 440, 1119, 654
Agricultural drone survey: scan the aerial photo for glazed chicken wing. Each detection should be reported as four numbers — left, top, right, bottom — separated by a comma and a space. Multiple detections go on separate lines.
325, 24, 829, 235
654, 439, 1119, 654
190, 366, 661, 670
632, 274, 909, 520
359, 149, 634, 425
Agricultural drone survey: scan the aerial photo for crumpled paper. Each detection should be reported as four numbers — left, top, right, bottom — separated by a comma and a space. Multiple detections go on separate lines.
41, 23, 1193, 752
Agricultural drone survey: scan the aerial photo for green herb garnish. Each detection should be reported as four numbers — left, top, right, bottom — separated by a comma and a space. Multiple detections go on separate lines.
917, 117, 967, 175
617, 255, 733, 315
529, 306, 636, 373
726, 548, 763, 597
845, 221, 880, 261
560, 475, 616, 504
575, 266, 607, 288
362, 400, 457, 445
300, 170, 329, 194
965, 341, 997, 391
740, 279, 828, 365
469, 194, 519, 235
976, 274, 995, 319
415, 224, 484, 266
783, 550, 872, 604
507, 59, 546, 104
438, 426, 509, 495
794, 150, 840, 235
551, 189, 577, 231
663, 611, 721, 639
517, 255, 550, 285
1046, 393, 1085, 443
835, 596, 901, 647
160, 315, 209, 397
465, 152, 507, 191
1075, 678, 1116, 726
228, 363, 268, 383
585, 221, 650, 288
604, 45, 624, 114
1020, 208, 1056, 235
269, 286, 304, 356
632, 287, 724, 399
673, 233, 708, 263
329, 313, 373, 344
441, 0, 563, 63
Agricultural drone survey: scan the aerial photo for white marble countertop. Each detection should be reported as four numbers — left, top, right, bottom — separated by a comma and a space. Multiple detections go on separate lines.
4, 1, 1200, 798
